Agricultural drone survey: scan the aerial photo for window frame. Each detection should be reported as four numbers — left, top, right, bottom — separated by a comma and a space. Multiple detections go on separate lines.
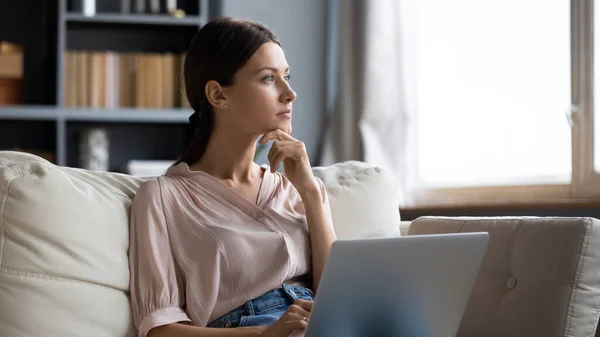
572, 0, 600, 197
406, 0, 600, 208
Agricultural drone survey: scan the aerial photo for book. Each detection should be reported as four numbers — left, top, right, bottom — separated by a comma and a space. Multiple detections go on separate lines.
120, 0, 131, 13
65, 50, 186, 109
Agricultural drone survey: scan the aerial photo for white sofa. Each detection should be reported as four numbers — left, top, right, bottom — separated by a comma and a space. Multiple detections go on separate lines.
0, 151, 401, 337
2, 150, 600, 337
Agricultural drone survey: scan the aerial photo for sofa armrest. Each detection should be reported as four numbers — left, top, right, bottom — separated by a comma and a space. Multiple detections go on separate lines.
408, 216, 600, 337
399, 221, 412, 236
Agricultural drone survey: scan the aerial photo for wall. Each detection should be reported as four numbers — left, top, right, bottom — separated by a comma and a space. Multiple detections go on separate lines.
220, 0, 328, 165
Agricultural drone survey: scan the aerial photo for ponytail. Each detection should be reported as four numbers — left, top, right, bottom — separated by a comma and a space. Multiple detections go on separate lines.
173, 107, 214, 166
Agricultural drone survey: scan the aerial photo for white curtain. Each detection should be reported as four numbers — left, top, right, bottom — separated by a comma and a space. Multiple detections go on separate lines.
320, 0, 415, 205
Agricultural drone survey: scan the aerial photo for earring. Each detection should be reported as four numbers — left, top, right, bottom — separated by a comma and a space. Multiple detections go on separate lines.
223, 104, 228, 109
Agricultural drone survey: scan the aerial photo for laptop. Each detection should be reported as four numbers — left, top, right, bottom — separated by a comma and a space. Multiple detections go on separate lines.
304, 232, 489, 337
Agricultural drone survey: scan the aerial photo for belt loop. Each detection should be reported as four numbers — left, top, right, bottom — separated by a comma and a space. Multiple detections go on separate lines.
282, 284, 300, 302
244, 299, 256, 316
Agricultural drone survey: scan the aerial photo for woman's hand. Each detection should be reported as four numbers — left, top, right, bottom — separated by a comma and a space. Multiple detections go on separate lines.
260, 299, 313, 337
259, 129, 319, 194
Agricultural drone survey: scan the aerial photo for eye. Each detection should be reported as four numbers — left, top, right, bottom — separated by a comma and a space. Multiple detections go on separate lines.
284, 74, 291, 81
262, 75, 275, 83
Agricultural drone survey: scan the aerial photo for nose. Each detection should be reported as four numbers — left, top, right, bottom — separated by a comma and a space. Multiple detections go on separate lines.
281, 81, 297, 104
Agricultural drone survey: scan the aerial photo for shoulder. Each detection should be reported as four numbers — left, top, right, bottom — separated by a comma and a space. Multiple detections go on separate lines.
135, 176, 168, 198
132, 178, 165, 208
132, 175, 182, 209
137, 177, 161, 193
135, 169, 187, 198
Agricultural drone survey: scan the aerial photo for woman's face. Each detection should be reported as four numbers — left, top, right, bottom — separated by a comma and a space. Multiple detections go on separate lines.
221, 42, 297, 135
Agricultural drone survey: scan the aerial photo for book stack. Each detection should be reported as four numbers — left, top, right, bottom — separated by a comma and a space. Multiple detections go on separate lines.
63, 51, 190, 109
0, 41, 24, 105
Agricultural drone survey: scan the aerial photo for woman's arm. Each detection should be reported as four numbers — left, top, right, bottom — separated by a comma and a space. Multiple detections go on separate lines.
149, 300, 313, 337
148, 323, 264, 337
260, 129, 337, 294
299, 182, 336, 294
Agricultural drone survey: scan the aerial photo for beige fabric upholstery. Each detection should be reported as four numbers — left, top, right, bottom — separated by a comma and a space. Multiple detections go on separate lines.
0, 151, 398, 337
409, 216, 600, 337
0, 151, 142, 337
312, 160, 401, 239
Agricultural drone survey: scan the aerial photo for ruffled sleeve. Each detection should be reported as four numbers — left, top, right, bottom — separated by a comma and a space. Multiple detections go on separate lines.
129, 179, 191, 337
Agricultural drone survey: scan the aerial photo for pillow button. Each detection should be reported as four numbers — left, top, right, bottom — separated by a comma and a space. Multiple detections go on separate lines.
506, 276, 518, 290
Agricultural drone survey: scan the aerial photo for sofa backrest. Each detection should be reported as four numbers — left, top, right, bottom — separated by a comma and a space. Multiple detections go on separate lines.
409, 216, 600, 337
0, 151, 400, 337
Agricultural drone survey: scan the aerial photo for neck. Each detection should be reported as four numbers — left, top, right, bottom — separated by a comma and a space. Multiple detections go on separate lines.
190, 127, 261, 182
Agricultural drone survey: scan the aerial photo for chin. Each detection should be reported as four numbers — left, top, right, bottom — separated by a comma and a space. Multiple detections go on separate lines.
278, 121, 292, 134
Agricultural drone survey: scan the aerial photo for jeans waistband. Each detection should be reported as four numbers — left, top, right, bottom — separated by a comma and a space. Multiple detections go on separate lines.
208, 284, 314, 328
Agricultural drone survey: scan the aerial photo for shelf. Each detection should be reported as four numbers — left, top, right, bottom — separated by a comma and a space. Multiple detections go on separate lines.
63, 108, 192, 123
0, 106, 193, 123
0, 106, 58, 120
65, 13, 202, 26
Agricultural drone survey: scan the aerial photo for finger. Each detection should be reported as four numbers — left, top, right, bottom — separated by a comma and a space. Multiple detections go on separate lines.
282, 313, 310, 329
277, 129, 295, 140
292, 299, 314, 312
267, 141, 276, 164
270, 141, 307, 160
285, 319, 308, 333
271, 150, 288, 173
286, 304, 311, 318
267, 144, 285, 173
267, 142, 298, 169
283, 312, 307, 321
267, 142, 282, 168
258, 131, 279, 144
270, 144, 305, 172
267, 140, 295, 157
258, 134, 270, 145
259, 129, 295, 144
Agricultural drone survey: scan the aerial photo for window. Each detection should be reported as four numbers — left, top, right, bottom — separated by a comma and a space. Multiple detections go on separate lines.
403, 0, 600, 205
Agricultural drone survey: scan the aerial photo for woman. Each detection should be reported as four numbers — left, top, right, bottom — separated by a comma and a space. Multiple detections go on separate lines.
128, 17, 337, 337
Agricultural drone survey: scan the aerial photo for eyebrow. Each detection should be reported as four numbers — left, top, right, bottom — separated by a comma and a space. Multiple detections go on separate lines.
256, 66, 290, 74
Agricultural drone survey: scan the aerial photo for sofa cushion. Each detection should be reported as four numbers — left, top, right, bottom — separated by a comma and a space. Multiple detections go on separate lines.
0, 151, 142, 337
409, 216, 600, 337
0, 151, 399, 337
312, 160, 401, 239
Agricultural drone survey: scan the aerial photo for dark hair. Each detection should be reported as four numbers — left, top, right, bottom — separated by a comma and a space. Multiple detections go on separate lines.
174, 17, 280, 166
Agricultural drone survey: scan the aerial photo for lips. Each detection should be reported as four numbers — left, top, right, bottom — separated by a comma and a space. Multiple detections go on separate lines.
277, 109, 292, 119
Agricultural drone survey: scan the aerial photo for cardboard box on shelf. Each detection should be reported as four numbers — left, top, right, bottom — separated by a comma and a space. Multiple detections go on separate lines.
0, 78, 22, 105
0, 41, 24, 104
0, 41, 23, 79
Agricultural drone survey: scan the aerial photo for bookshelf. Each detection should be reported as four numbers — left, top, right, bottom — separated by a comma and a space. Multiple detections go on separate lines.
0, 106, 59, 121
0, 106, 191, 123
64, 13, 204, 26
0, 0, 217, 171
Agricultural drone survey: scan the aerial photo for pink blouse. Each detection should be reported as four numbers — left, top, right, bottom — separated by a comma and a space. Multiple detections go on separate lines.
128, 162, 330, 337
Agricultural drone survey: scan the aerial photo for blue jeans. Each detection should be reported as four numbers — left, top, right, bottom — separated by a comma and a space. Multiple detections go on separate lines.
207, 284, 315, 328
